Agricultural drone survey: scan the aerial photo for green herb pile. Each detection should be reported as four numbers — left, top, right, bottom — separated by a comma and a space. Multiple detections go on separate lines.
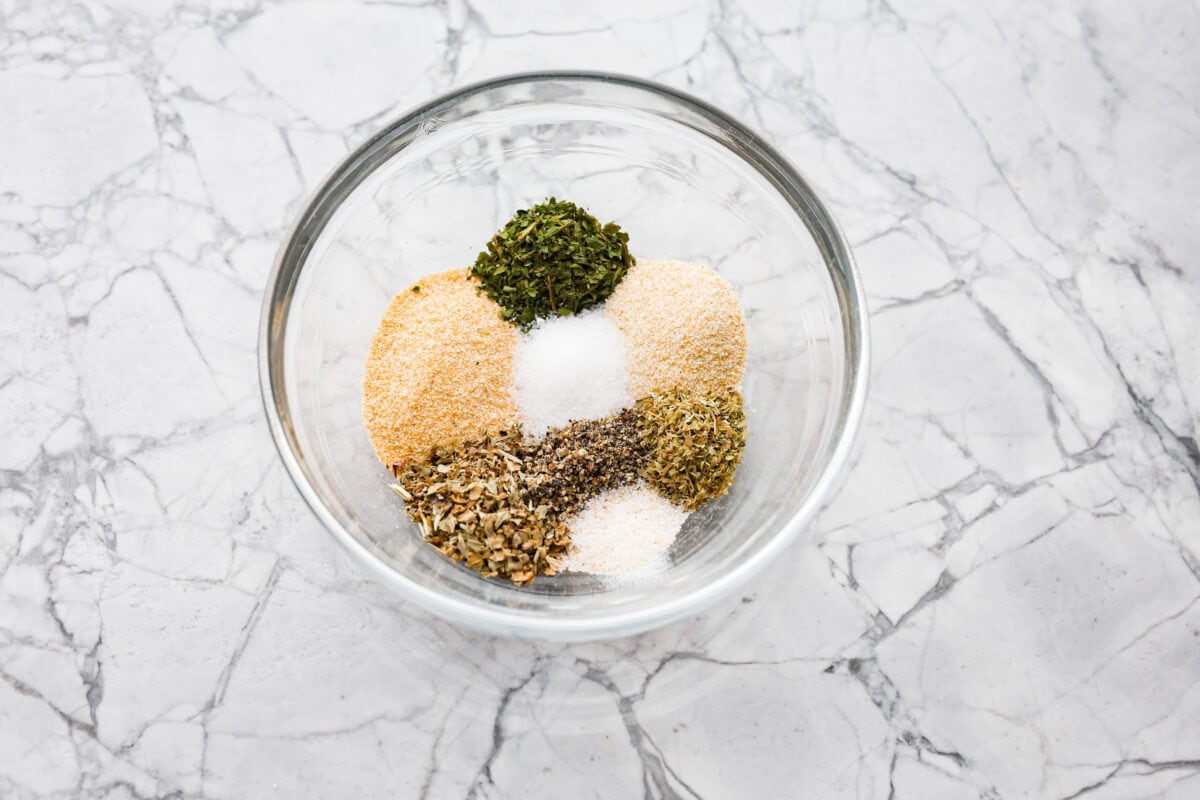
636, 388, 747, 510
471, 198, 633, 327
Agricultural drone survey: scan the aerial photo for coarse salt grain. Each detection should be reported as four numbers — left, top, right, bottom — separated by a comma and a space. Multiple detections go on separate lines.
511, 308, 634, 436
561, 482, 689, 577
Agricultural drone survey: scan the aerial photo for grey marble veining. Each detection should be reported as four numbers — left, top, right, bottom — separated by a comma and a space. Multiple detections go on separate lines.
1, 1, 1198, 798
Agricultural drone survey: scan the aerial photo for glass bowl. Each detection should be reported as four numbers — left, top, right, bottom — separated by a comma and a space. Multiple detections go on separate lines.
259, 72, 868, 641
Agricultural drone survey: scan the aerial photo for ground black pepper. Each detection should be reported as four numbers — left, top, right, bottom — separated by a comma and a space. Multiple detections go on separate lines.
392, 412, 649, 584
522, 409, 648, 516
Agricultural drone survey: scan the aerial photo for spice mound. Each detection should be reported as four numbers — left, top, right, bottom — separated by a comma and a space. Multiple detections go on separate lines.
391, 413, 647, 584
512, 309, 634, 436
561, 483, 688, 577
471, 198, 633, 327
522, 409, 647, 517
363, 269, 518, 468
605, 258, 746, 396
364, 199, 751, 586
637, 388, 747, 510
393, 430, 567, 585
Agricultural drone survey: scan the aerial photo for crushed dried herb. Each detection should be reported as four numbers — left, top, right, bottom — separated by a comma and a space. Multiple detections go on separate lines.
391, 412, 653, 584
636, 388, 747, 510
393, 429, 567, 585
471, 198, 633, 327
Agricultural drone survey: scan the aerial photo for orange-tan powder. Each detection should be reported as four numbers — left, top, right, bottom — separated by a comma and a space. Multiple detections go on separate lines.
363, 268, 518, 468
604, 258, 747, 396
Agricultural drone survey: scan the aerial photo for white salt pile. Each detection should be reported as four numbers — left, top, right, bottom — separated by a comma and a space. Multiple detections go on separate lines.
561, 483, 689, 577
511, 309, 633, 436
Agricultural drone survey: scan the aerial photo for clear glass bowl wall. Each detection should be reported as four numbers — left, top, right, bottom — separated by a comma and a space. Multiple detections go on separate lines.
262, 75, 867, 639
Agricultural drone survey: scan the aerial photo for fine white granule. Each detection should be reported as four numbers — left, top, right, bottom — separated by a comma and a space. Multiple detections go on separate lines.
511, 308, 634, 436
561, 483, 689, 577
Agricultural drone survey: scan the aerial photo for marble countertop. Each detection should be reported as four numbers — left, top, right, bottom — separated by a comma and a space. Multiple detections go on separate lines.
3, 1, 1198, 798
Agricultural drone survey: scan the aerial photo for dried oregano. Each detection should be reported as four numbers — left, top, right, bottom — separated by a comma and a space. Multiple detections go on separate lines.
471, 198, 633, 327
393, 430, 568, 585
394, 397, 746, 580
636, 388, 747, 511
392, 415, 649, 584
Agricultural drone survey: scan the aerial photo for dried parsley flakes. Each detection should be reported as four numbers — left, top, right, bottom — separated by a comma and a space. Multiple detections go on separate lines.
636, 388, 747, 510
471, 198, 633, 327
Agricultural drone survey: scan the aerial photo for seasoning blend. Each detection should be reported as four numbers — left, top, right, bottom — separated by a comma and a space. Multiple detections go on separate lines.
391, 412, 648, 585
364, 199, 750, 588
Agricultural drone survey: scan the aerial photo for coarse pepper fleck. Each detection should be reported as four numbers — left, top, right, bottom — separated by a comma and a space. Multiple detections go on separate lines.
392, 412, 649, 584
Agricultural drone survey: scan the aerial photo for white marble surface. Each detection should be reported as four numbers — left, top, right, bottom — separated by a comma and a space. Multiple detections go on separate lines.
2, 1, 1198, 798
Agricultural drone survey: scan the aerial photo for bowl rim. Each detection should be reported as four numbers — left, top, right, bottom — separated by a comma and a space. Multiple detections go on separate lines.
259, 70, 870, 640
